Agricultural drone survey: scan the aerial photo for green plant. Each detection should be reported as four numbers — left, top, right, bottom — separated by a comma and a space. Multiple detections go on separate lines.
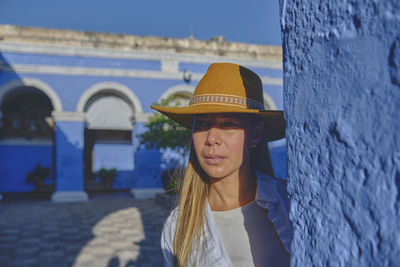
139, 96, 191, 194
25, 163, 51, 191
139, 96, 191, 158
97, 167, 117, 188
162, 168, 184, 195
164, 178, 182, 195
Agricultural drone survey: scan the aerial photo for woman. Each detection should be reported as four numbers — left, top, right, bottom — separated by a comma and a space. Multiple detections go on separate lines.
152, 63, 292, 266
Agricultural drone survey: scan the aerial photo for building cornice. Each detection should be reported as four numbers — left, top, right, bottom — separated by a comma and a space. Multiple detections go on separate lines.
0, 42, 282, 70
0, 24, 282, 62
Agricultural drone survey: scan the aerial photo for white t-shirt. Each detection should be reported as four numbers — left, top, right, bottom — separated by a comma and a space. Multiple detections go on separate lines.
161, 172, 293, 267
212, 201, 289, 267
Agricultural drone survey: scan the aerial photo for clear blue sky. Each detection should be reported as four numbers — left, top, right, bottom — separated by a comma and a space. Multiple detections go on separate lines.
0, 0, 282, 45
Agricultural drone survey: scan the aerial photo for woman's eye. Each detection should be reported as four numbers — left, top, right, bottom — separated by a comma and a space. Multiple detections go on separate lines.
194, 120, 209, 129
222, 121, 240, 128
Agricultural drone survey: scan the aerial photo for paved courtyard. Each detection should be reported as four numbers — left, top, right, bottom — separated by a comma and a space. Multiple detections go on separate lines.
0, 193, 173, 267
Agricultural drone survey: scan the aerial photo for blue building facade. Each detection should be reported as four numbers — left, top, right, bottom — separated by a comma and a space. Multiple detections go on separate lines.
0, 25, 285, 201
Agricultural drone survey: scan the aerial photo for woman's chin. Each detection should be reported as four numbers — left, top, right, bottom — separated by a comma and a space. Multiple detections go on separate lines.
204, 169, 235, 182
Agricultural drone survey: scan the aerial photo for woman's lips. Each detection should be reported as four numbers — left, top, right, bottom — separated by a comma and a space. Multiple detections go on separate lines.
203, 154, 226, 165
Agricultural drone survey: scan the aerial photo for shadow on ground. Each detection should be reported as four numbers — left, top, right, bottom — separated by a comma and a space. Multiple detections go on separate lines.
0, 192, 174, 267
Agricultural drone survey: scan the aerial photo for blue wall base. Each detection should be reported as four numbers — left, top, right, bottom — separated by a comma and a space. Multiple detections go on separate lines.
51, 191, 89, 203
130, 188, 164, 199
133, 148, 162, 188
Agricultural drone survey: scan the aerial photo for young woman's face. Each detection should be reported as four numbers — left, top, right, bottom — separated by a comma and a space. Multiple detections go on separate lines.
192, 114, 261, 181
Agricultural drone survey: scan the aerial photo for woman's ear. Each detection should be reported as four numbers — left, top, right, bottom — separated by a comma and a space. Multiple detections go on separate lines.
250, 122, 264, 148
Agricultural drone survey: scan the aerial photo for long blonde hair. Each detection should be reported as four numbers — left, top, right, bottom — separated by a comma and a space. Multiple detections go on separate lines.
172, 115, 274, 266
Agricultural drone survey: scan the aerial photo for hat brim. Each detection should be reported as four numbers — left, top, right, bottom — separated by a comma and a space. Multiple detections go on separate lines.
151, 104, 285, 141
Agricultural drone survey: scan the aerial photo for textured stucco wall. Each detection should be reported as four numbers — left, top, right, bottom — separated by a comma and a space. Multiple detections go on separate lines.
281, 0, 400, 266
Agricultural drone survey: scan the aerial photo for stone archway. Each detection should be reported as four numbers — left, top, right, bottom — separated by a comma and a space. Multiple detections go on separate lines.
0, 79, 60, 193
78, 82, 141, 191
158, 84, 194, 106
0, 78, 62, 113
263, 92, 277, 110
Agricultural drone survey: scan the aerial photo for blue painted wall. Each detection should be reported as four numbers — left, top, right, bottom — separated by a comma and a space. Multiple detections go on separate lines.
1, 52, 161, 70
134, 148, 162, 188
0, 144, 53, 192
179, 62, 209, 74
93, 143, 135, 189
54, 121, 84, 191
133, 122, 162, 188
263, 84, 284, 110
269, 143, 287, 179
281, 0, 400, 265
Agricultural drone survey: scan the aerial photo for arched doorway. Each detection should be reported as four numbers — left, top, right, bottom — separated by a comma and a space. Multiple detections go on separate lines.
81, 87, 138, 191
158, 84, 194, 106
0, 86, 55, 193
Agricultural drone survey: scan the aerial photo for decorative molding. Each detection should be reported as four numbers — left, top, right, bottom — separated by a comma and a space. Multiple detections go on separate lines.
76, 81, 143, 115
161, 59, 179, 72
261, 77, 283, 86
130, 188, 165, 199
51, 191, 89, 203
0, 63, 283, 86
0, 42, 283, 69
0, 78, 63, 112
52, 111, 85, 122
158, 84, 195, 102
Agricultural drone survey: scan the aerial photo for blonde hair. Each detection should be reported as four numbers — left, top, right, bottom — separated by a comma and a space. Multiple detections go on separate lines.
173, 148, 208, 267
172, 115, 274, 266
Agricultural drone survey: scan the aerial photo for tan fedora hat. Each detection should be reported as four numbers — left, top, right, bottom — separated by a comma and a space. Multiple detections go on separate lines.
151, 63, 285, 141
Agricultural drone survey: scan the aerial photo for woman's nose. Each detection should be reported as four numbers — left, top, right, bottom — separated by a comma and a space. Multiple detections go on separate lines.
205, 128, 221, 145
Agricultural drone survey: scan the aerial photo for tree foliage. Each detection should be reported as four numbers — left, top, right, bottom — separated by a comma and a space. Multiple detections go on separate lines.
139, 96, 191, 154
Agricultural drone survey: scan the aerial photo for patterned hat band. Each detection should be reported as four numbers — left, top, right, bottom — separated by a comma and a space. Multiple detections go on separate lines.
189, 94, 265, 110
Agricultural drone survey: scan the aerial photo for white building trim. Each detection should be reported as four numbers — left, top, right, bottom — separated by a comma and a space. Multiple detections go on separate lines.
263, 92, 278, 110
77, 82, 143, 116
52, 191, 89, 203
158, 84, 195, 102
130, 188, 165, 199
0, 78, 63, 112
52, 111, 85, 122
0, 63, 283, 86
0, 42, 283, 70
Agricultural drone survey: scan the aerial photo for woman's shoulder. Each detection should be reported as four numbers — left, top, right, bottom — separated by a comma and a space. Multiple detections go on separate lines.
162, 206, 179, 237
161, 206, 179, 266
255, 171, 292, 253
256, 172, 288, 202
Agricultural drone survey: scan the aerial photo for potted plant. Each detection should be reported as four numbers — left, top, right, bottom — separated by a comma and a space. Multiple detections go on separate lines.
97, 167, 117, 189
25, 163, 51, 192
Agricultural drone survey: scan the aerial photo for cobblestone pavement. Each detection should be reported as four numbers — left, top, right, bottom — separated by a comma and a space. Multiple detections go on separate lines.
0, 194, 174, 267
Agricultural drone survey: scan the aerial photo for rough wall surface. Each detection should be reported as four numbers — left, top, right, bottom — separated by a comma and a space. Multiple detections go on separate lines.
280, 0, 400, 266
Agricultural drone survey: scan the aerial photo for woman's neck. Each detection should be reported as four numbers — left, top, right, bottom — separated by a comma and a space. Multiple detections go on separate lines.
208, 167, 257, 211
